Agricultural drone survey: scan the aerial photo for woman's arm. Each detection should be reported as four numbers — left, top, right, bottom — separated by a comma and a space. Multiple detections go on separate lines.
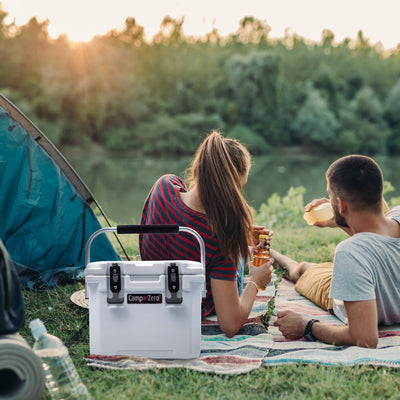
210, 258, 274, 337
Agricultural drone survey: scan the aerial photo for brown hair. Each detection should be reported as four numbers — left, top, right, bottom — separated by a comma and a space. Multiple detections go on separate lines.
186, 130, 253, 264
326, 154, 383, 212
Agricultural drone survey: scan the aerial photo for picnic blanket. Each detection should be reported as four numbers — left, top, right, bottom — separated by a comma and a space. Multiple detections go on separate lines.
84, 276, 277, 375
264, 276, 400, 367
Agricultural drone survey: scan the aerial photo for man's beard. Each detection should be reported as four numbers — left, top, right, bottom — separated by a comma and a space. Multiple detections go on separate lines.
333, 203, 349, 228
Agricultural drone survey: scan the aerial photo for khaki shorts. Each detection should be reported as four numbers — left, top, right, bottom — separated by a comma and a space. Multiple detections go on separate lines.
294, 262, 334, 311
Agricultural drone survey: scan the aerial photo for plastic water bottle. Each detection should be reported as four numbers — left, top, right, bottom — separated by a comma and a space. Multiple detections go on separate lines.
29, 319, 91, 399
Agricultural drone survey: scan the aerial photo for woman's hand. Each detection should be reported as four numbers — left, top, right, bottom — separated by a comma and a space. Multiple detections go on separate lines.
248, 258, 274, 289
211, 257, 274, 338
251, 225, 273, 247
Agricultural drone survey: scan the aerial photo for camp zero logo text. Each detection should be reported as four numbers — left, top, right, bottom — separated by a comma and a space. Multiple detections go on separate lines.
127, 294, 163, 304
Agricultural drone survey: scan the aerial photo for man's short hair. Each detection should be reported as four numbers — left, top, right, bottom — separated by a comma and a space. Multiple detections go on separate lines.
326, 155, 383, 210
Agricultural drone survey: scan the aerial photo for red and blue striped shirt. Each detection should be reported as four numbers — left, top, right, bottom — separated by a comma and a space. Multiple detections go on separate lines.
139, 174, 237, 317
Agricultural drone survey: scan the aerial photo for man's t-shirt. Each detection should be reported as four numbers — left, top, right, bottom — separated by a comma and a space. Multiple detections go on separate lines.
330, 206, 400, 325
139, 174, 237, 317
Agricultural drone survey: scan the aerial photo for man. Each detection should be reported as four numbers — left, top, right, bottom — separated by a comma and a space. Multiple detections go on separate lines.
272, 155, 400, 348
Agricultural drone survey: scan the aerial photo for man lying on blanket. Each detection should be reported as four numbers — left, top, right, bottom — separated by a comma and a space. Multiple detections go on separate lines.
271, 155, 400, 348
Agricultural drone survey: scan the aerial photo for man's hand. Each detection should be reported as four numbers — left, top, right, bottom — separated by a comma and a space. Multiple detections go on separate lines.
273, 310, 308, 340
274, 300, 379, 348
305, 198, 337, 228
304, 198, 330, 213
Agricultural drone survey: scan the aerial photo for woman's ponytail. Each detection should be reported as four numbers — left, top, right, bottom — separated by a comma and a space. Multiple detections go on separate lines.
186, 131, 253, 265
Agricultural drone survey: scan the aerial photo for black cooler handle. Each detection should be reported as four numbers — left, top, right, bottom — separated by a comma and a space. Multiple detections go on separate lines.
116, 224, 179, 235
85, 224, 205, 269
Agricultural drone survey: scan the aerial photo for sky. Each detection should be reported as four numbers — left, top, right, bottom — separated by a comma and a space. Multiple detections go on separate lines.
1, 0, 399, 49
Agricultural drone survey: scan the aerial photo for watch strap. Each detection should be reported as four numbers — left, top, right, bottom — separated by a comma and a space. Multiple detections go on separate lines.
303, 319, 320, 341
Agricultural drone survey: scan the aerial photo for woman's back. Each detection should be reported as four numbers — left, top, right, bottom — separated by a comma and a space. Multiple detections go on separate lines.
139, 174, 237, 317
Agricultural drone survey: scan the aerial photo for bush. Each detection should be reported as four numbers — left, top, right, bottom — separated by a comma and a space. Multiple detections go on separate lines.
253, 186, 306, 228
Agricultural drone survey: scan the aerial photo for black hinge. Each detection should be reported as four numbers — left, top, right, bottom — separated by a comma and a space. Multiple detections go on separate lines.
107, 263, 124, 304
166, 263, 182, 304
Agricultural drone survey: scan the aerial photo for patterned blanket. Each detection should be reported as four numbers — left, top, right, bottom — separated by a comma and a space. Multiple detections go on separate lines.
264, 277, 400, 368
85, 274, 400, 373
85, 277, 277, 375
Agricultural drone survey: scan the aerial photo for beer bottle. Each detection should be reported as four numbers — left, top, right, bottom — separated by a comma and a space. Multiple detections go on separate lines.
253, 234, 270, 266
252, 234, 271, 290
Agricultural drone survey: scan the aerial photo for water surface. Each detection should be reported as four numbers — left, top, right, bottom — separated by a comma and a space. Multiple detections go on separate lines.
64, 150, 400, 224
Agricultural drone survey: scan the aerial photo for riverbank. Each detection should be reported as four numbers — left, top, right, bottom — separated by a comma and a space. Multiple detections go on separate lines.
59, 145, 400, 225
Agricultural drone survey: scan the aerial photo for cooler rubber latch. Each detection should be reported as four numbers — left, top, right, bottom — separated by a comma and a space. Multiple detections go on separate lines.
107, 263, 124, 304
166, 263, 183, 304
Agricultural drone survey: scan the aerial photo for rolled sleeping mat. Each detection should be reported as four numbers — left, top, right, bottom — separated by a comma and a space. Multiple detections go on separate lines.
0, 333, 45, 400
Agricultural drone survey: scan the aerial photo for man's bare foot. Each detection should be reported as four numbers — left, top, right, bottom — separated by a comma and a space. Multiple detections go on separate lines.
270, 249, 316, 283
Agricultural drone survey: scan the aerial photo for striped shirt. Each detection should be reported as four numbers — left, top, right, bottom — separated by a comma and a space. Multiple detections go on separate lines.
139, 174, 237, 317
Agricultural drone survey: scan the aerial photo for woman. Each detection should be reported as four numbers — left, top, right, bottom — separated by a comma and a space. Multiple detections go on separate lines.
139, 130, 274, 337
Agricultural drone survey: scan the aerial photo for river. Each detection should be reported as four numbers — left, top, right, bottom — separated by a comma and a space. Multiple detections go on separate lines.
63, 148, 400, 224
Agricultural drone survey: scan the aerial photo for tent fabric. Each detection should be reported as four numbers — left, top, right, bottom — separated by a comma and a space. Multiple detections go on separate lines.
0, 239, 25, 334
0, 94, 121, 288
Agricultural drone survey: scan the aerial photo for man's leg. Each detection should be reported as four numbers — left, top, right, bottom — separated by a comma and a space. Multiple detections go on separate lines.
270, 249, 317, 283
270, 249, 334, 311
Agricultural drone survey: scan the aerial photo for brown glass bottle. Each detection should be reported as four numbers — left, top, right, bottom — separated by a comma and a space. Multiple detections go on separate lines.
253, 234, 270, 267
252, 234, 270, 290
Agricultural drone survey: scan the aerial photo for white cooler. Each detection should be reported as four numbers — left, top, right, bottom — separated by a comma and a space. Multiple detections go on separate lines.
84, 224, 206, 359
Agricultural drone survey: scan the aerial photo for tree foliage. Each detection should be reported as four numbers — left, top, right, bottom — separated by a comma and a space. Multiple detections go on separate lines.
291, 83, 340, 149
0, 5, 400, 156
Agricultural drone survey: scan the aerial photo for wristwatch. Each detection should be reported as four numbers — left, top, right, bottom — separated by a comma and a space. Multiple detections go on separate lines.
303, 319, 320, 341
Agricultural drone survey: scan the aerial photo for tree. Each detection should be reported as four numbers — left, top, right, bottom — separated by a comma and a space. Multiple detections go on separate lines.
105, 17, 145, 48
291, 83, 340, 150
321, 29, 335, 51
385, 78, 400, 153
338, 86, 390, 154
314, 66, 344, 114
9, 17, 51, 95
0, 5, 15, 87
0, 5, 10, 38
232, 16, 271, 45
153, 16, 185, 45
225, 50, 282, 142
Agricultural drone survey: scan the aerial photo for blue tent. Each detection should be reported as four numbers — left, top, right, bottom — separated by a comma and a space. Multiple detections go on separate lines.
0, 94, 122, 288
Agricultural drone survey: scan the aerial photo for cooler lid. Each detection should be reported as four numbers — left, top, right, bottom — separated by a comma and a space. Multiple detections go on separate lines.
84, 260, 204, 276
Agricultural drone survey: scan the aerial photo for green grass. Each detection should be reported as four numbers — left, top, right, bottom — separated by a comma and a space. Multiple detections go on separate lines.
20, 279, 400, 400
19, 189, 400, 399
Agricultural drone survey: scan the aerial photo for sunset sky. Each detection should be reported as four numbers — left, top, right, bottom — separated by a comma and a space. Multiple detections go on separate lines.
1, 0, 399, 49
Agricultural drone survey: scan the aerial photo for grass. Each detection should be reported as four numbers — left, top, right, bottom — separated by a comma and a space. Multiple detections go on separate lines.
20, 278, 400, 400
19, 189, 400, 399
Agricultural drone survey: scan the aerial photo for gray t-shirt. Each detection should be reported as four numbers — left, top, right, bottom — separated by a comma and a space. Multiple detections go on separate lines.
329, 206, 400, 325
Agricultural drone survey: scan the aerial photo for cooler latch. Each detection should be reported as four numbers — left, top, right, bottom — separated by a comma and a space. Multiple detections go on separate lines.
107, 263, 124, 304
166, 263, 182, 304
